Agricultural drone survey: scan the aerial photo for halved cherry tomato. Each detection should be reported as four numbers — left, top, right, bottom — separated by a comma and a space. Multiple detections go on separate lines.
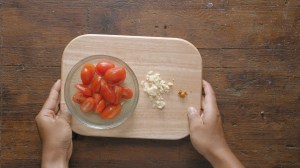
114, 86, 123, 104
81, 67, 93, 85
96, 61, 115, 76
84, 63, 95, 76
93, 93, 103, 104
100, 79, 115, 103
95, 99, 106, 113
74, 84, 92, 96
74, 61, 132, 117
100, 104, 122, 119
91, 76, 102, 93
72, 92, 87, 104
104, 67, 126, 84
80, 97, 95, 113
122, 87, 133, 99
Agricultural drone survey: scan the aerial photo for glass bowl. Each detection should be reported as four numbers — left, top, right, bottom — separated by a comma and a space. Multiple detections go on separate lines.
64, 55, 139, 129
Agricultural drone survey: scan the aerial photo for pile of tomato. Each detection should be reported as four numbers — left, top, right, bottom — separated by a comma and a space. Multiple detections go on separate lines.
72, 60, 133, 119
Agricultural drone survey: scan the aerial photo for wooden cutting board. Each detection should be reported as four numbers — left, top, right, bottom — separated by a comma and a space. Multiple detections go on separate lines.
61, 34, 202, 140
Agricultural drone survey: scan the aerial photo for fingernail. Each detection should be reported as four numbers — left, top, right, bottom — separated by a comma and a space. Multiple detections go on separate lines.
188, 107, 197, 118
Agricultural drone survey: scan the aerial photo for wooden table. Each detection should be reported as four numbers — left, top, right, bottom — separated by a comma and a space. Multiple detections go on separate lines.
1, 0, 299, 167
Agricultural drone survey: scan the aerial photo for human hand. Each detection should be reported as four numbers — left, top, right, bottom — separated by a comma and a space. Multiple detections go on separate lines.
35, 79, 72, 168
187, 80, 244, 168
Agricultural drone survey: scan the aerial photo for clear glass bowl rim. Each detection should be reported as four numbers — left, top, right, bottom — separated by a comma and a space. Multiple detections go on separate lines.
64, 55, 139, 129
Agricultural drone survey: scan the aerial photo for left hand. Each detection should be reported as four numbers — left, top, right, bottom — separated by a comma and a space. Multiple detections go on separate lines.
35, 79, 72, 168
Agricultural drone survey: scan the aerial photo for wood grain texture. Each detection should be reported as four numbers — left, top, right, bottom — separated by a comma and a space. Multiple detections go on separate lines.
1, 0, 299, 167
61, 34, 202, 139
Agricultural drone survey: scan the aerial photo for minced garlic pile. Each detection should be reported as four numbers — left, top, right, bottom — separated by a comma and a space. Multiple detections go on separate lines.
141, 71, 173, 109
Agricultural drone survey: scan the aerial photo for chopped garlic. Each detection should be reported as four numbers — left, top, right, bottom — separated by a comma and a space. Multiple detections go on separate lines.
141, 71, 173, 109
167, 82, 174, 86
156, 100, 166, 109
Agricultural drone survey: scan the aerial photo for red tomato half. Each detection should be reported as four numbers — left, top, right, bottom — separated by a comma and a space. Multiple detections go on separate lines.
96, 61, 115, 76
100, 79, 115, 104
74, 84, 92, 96
80, 97, 95, 113
72, 92, 87, 104
93, 93, 103, 104
84, 63, 95, 76
114, 86, 123, 104
81, 67, 94, 85
122, 87, 133, 99
91, 76, 102, 93
100, 104, 122, 119
95, 99, 106, 113
104, 67, 126, 84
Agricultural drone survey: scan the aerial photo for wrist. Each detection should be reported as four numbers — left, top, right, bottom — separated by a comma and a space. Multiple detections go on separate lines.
205, 144, 230, 162
42, 148, 68, 168
205, 145, 244, 168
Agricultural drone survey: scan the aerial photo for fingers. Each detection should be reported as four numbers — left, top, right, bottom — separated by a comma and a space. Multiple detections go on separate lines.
188, 81, 214, 126
187, 106, 203, 129
40, 80, 61, 115
202, 80, 216, 104
202, 80, 220, 119
187, 107, 199, 119
203, 80, 218, 109
201, 95, 205, 110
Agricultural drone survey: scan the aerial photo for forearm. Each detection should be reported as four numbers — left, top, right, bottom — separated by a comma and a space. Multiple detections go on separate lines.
206, 146, 244, 168
42, 149, 68, 168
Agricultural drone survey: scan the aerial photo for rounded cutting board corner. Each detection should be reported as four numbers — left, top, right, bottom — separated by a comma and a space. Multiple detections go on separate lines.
61, 34, 202, 140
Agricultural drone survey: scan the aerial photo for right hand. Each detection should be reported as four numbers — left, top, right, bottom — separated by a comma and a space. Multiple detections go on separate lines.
188, 80, 244, 168
187, 80, 227, 158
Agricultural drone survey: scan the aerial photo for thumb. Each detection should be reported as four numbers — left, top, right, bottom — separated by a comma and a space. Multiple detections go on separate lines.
187, 107, 201, 123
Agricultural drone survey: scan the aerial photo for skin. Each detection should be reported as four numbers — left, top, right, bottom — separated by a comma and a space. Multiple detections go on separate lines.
187, 80, 244, 168
36, 79, 244, 168
35, 80, 72, 168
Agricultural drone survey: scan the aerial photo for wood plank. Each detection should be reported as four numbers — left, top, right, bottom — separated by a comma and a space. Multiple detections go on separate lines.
0, 47, 64, 66
2, 4, 298, 49
0, 0, 3, 162
71, 137, 182, 161
4, 0, 298, 10
1, 128, 41, 159
1, 66, 60, 91
2, 0, 94, 8
1, 160, 212, 168
0, 66, 59, 122
229, 0, 300, 9
2, 8, 86, 36
2, 8, 86, 48
87, 7, 299, 49
2, 0, 228, 10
